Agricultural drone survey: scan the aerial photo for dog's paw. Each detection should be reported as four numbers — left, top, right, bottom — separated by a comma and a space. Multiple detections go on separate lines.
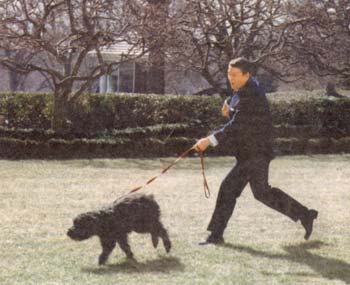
163, 239, 171, 253
126, 257, 140, 270
98, 255, 108, 266
151, 234, 159, 248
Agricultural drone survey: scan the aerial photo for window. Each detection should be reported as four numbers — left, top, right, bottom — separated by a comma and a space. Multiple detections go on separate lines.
99, 62, 136, 93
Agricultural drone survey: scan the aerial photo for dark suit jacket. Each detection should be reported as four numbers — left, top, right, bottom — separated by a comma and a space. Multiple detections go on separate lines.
212, 77, 274, 159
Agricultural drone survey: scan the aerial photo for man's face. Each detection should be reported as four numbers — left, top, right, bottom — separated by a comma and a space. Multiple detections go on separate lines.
227, 66, 250, 91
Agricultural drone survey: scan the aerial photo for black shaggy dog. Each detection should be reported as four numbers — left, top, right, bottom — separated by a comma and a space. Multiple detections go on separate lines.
67, 193, 171, 265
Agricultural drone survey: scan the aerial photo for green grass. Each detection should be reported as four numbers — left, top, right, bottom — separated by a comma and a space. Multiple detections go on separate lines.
1, 155, 350, 285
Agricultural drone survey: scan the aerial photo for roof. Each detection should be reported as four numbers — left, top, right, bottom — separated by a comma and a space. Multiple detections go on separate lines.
88, 41, 148, 62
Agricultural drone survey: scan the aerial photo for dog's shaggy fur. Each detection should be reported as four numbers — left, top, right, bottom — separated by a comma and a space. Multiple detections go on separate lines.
67, 193, 171, 265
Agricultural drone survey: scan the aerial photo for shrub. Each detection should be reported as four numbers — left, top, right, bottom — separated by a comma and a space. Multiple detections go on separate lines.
0, 92, 350, 159
1, 92, 350, 137
0, 92, 52, 129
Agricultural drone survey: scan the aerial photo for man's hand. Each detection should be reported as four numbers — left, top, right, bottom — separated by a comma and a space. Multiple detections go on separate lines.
193, 137, 211, 152
221, 99, 230, 118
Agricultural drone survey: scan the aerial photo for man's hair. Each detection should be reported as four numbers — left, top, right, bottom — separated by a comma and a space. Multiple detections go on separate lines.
228, 57, 252, 74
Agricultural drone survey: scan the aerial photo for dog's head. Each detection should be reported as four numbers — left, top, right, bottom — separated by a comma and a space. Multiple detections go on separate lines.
67, 212, 100, 241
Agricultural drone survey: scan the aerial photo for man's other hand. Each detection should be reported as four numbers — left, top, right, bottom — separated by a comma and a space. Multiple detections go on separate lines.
221, 99, 230, 118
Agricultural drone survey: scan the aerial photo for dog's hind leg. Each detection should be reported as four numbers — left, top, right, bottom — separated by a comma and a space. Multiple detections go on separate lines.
99, 238, 116, 266
155, 222, 171, 253
151, 232, 159, 249
117, 234, 134, 259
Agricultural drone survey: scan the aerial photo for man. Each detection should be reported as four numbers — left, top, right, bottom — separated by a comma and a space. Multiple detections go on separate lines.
193, 57, 318, 245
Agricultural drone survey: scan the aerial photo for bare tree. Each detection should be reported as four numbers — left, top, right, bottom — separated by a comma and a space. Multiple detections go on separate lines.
1, 49, 32, 91
0, 0, 149, 132
287, 0, 350, 86
162, 0, 315, 95
125, 0, 171, 94
145, 0, 170, 94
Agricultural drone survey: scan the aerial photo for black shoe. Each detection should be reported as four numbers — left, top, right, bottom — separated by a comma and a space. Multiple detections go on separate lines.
199, 233, 224, 245
301, 209, 318, 240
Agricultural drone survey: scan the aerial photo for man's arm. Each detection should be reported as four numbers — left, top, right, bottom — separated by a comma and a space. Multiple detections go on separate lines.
193, 92, 253, 152
194, 103, 244, 152
210, 107, 242, 145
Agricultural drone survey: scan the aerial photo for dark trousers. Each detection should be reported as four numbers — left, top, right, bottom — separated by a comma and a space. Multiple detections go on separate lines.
207, 156, 309, 235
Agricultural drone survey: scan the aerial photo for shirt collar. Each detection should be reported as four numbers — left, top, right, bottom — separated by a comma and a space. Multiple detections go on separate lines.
237, 76, 259, 95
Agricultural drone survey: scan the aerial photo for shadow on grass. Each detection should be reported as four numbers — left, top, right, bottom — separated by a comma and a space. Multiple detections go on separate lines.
222, 240, 350, 284
81, 256, 185, 275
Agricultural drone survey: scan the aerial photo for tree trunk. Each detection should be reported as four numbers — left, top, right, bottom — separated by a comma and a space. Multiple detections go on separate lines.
9, 69, 20, 91
5, 50, 24, 92
148, 53, 165, 94
51, 87, 72, 133
146, 0, 169, 95
326, 82, 344, 98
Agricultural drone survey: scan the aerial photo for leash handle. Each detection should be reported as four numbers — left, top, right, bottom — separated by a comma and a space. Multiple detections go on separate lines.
199, 150, 211, 198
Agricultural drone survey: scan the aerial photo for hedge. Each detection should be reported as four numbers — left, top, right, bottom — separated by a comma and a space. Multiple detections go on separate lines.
1, 92, 350, 136
0, 124, 335, 147
1, 136, 350, 159
0, 92, 223, 132
0, 136, 196, 159
0, 123, 206, 141
0, 92, 350, 158
0, 92, 52, 129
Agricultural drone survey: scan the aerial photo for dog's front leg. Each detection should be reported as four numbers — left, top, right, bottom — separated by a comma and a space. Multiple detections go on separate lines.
98, 238, 116, 265
117, 234, 134, 259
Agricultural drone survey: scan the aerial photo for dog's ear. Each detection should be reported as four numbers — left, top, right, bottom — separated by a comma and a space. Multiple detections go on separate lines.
84, 213, 101, 231
74, 212, 99, 226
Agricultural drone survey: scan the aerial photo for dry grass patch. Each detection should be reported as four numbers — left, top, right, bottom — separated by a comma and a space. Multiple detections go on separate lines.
0, 155, 350, 285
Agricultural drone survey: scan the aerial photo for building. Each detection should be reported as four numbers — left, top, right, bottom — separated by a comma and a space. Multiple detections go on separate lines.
88, 42, 149, 94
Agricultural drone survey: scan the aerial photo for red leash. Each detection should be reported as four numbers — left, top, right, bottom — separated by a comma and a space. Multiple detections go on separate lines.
129, 147, 211, 198
199, 150, 210, 198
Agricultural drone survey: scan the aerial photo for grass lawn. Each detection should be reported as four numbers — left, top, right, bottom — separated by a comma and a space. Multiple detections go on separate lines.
1, 155, 350, 285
